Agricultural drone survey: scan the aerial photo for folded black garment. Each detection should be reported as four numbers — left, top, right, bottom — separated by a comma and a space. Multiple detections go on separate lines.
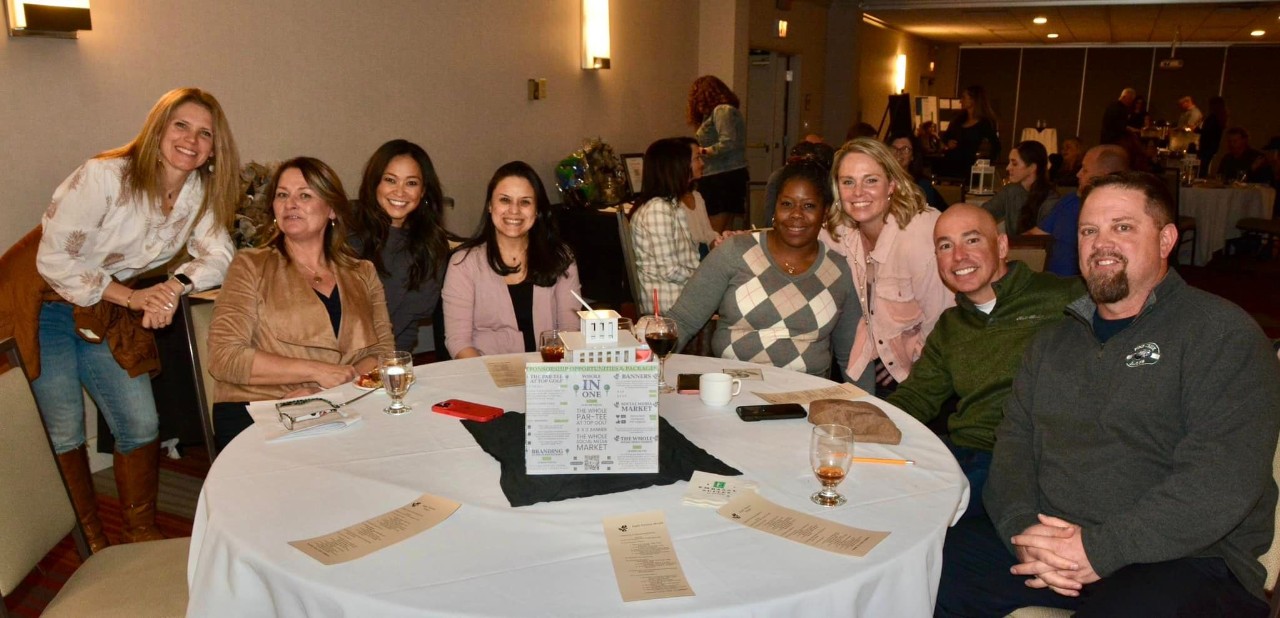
462, 412, 741, 507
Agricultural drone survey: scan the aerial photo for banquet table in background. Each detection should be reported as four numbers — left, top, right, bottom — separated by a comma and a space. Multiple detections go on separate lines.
1179, 185, 1276, 265
1019, 127, 1058, 155
187, 355, 968, 617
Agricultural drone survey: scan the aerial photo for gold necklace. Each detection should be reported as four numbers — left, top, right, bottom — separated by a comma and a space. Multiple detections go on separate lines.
782, 260, 798, 275
299, 262, 326, 285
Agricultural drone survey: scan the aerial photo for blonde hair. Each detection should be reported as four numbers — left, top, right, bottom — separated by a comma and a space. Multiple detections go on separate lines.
824, 137, 927, 239
96, 88, 241, 230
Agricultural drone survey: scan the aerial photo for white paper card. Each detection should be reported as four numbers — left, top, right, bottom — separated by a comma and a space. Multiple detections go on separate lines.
525, 362, 659, 474
682, 471, 758, 508
717, 492, 889, 557
603, 510, 695, 602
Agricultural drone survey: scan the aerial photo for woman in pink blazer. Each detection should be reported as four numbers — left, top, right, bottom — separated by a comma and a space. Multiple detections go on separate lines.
442, 161, 580, 358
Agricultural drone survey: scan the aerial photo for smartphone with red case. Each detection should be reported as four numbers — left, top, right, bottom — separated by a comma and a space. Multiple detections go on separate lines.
432, 399, 504, 422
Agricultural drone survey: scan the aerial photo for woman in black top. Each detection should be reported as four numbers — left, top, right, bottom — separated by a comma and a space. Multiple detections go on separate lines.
348, 139, 450, 352
941, 85, 1002, 179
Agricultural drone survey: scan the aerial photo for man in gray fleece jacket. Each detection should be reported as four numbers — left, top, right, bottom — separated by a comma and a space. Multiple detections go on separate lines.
935, 172, 1280, 616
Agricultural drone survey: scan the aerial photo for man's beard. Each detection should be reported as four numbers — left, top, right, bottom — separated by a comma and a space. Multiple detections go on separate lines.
1086, 252, 1130, 304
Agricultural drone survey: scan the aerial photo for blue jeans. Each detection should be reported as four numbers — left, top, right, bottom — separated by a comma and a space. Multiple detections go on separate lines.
942, 437, 992, 521
30, 302, 158, 454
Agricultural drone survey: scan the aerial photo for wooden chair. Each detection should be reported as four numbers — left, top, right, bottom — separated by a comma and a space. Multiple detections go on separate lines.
0, 338, 190, 618
1007, 235, 1054, 273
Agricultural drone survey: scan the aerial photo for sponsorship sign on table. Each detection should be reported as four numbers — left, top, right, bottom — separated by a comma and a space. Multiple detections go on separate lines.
525, 362, 660, 474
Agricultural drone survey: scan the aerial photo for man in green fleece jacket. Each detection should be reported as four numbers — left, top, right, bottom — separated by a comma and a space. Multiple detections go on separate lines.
887, 204, 1082, 520
936, 173, 1279, 616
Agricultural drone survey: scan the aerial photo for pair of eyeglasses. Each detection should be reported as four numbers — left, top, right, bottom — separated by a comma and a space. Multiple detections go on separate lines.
275, 388, 377, 430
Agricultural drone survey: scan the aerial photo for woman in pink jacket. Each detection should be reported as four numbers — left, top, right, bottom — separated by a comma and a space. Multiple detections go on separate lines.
822, 138, 954, 395
442, 161, 580, 358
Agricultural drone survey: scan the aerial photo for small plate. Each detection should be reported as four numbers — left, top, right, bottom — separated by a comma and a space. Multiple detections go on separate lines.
353, 373, 382, 391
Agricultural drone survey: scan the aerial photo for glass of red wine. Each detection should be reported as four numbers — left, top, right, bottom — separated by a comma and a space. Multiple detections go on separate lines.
637, 316, 678, 393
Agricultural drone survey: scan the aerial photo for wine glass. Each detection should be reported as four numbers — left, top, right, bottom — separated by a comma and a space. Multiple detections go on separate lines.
380, 351, 414, 415
637, 315, 677, 392
810, 424, 854, 507
539, 330, 565, 362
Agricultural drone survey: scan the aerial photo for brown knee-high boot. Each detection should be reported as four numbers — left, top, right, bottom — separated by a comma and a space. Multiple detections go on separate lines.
55, 445, 111, 553
114, 440, 165, 543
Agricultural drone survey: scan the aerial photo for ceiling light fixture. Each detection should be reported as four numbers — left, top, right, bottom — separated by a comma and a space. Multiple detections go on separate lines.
1047, 33, 1059, 39
1033, 17, 1047, 25
1250, 30, 1265, 37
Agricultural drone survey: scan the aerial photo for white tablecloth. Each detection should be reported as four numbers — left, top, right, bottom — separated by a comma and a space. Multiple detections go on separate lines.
1179, 185, 1276, 265
187, 355, 968, 617
1020, 127, 1058, 155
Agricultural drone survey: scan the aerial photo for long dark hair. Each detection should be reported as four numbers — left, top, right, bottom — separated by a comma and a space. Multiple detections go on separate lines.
629, 137, 696, 220
262, 157, 358, 268
456, 161, 573, 287
962, 85, 999, 125
1014, 140, 1054, 234
350, 139, 448, 289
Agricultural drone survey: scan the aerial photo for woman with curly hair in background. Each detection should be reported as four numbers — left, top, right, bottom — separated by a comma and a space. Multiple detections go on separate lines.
688, 75, 748, 233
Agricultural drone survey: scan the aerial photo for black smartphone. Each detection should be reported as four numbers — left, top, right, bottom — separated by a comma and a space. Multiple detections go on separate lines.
735, 403, 807, 422
676, 373, 700, 394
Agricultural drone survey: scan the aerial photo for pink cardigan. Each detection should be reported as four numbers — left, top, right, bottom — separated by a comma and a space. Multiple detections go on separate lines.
442, 244, 581, 357
821, 208, 955, 383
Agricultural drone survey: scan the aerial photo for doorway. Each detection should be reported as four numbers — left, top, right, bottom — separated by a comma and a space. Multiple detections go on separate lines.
746, 49, 801, 229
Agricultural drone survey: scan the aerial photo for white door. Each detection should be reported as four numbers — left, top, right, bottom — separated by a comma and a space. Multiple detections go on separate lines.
746, 50, 796, 228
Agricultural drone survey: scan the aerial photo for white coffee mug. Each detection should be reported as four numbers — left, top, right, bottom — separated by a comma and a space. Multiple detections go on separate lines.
699, 373, 742, 406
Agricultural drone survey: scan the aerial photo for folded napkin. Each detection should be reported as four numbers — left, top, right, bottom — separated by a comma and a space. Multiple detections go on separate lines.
808, 399, 902, 445
462, 412, 741, 507
246, 399, 363, 443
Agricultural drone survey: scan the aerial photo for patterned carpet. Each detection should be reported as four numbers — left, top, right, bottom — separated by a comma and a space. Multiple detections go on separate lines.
2, 447, 208, 617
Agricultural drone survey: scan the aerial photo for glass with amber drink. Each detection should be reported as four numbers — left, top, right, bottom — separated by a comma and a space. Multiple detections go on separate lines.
539, 330, 565, 362
810, 424, 854, 507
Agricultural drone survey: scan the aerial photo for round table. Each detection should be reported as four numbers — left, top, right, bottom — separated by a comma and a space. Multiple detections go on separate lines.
187, 354, 968, 617
1179, 185, 1276, 265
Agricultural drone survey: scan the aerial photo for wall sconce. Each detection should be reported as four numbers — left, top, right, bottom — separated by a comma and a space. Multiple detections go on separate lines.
777, 19, 788, 38
581, 0, 610, 69
5, 0, 91, 38
894, 54, 907, 94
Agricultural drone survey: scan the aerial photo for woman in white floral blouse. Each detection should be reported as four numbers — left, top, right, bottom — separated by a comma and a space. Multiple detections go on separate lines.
31, 88, 240, 552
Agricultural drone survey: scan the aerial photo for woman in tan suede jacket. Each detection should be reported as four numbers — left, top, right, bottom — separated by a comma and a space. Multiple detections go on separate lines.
208, 157, 393, 449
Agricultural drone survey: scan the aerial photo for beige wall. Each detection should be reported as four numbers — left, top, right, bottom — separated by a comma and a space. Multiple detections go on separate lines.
747, 0, 829, 139
699, 0, 750, 99
0, 0, 701, 249
855, 19, 954, 133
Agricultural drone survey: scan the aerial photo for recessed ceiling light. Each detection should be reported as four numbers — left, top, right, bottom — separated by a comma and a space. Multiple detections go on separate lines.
1252, 30, 1266, 36
1047, 33, 1059, 39
1033, 17, 1048, 25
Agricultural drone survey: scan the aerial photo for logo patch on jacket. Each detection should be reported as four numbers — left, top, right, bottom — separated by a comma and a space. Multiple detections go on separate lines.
1125, 342, 1161, 367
